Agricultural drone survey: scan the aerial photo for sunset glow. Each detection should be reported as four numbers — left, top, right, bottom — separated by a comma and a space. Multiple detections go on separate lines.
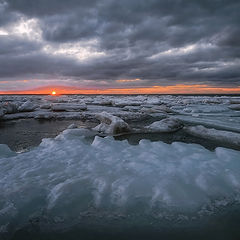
0, 84, 239, 95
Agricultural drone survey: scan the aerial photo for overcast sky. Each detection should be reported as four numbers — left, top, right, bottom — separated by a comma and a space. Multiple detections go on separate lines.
0, 0, 240, 92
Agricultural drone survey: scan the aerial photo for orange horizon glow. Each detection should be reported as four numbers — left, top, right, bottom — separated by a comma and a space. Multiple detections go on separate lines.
0, 84, 240, 95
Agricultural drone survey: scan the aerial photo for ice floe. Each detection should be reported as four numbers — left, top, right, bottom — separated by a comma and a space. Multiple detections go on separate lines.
229, 104, 240, 111
51, 103, 87, 111
67, 123, 78, 129
146, 118, 183, 133
175, 115, 240, 134
184, 125, 240, 148
0, 95, 239, 128
93, 112, 130, 134
140, 104, 173, 114
1, 102, 19, 114
18, 100, 37, 112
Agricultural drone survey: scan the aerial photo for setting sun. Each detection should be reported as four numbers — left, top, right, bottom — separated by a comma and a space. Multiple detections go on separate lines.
51, 91, 56, 95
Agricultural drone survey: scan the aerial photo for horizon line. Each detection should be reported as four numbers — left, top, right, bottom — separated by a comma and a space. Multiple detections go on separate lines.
0, 84, 240, 95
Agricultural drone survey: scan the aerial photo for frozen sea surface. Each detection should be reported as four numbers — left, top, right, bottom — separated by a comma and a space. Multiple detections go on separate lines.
0, 94, 240, 239
1, 94, 240, 151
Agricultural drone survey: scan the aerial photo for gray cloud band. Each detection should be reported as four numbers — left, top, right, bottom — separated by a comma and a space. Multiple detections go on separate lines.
0, 0, 240, 88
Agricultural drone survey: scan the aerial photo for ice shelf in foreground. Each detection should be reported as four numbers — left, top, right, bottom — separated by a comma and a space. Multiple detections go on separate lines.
1, 128, 240, 233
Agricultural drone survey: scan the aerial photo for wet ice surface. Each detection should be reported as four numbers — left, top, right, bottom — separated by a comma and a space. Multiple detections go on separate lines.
0, 94, 240, 239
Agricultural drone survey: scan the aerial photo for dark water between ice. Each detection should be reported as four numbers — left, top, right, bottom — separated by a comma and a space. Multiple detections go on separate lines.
0, 119, 95, 152
0, 118, 238, 152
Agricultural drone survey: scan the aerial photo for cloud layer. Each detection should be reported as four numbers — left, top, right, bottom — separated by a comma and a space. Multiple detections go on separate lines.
0, 0, 240, 91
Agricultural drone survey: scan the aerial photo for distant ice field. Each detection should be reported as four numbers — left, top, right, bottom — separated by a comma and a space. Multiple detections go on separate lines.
1, 94, 240, 151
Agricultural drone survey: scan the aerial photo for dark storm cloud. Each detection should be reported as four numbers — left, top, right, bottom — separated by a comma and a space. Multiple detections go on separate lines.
6, 0, 99, 17
0, 36, 79, 78
1, 0, 240, 88
0, 1, 19, 26
216, 27, 240, 47
0, 36, 41, 56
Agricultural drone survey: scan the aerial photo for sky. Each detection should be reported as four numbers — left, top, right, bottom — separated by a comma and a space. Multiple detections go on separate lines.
0, 0, 240, 94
